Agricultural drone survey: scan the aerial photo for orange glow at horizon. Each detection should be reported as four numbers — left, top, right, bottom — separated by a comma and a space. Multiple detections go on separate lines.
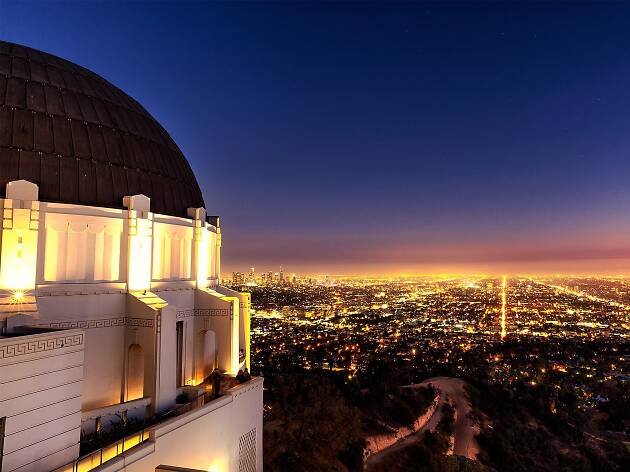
225, 232, 630, 278
500, 276, 507, 339
225, 259, 630, 279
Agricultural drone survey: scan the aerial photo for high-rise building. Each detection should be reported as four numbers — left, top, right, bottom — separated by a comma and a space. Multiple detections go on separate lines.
232, 271, 245, 285
0, 41, 262, 472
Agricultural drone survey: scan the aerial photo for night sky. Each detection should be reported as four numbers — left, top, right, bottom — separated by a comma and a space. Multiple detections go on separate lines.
3, 2, 630, 275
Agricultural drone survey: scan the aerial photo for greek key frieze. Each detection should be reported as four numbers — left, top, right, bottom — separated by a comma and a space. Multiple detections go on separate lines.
0, 333, 84, 359
125, 317, 155, 328
175, 308, 229, 319
176, 309, 195, 319
37, 317, 126, 330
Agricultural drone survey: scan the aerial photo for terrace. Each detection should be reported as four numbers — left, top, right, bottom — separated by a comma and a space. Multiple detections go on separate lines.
55, 376, 260, 472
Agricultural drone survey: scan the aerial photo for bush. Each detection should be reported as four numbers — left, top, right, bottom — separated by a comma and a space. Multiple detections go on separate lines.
263, 373, 364, 472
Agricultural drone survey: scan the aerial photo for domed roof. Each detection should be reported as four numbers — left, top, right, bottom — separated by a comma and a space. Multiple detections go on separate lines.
0, 40, 204, 217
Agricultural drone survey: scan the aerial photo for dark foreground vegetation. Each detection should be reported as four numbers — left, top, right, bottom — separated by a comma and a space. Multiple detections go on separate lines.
260, 352, 629, 472
263, 373, 364, 471
468, 380, 630, 472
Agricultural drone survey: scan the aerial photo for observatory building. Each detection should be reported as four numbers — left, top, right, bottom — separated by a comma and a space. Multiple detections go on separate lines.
0, 41, 262, 472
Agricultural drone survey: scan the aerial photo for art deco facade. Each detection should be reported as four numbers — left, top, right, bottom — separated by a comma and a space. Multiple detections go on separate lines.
0, 41, 262, 472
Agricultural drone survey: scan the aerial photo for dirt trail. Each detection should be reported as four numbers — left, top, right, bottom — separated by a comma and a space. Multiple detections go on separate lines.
365, 377, 479, 471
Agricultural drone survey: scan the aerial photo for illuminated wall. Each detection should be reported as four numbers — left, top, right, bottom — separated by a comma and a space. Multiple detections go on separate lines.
208, 230, 218, 281
152, 222, 193, 281
126, 343, 145, 401
193, 208, 210, 289
127, 210, 153, 292
0, 183, 39, 292
0, 329, 84, 472
44, 214, 122, 282
0, 181, 257, 472
123, 378, 263, 472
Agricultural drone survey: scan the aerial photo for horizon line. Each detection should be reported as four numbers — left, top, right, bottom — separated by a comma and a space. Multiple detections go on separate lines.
223, 271, 630, 279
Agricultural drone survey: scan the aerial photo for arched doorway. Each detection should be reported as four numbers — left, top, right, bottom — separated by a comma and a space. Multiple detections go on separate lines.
126, 344, 144, 401
203, 330, 216, 379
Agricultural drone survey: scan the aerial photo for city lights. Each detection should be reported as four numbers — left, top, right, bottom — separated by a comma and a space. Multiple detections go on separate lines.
500, 276, 507, 339
238, 273, 629, 417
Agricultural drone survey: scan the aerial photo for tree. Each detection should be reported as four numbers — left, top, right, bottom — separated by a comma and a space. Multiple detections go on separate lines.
264, 373, 364, 472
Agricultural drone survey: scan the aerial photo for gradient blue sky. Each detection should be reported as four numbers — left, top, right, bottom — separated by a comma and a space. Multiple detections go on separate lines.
3, 1, 630, 275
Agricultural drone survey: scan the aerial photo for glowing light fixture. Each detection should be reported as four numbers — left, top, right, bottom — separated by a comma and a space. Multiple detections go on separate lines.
128, 215, 153, 292
13, 290, 24, 301
1, 206, 39, 292
196, 226, 209, 288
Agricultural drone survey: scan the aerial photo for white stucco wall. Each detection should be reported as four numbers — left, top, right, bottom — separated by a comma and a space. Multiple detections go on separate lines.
0, 329, 85, 472
96, 378, 263, 472
1, 186, 255, 472
35, 293, 127, 410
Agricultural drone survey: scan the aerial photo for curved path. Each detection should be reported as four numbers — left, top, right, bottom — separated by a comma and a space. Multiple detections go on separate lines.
420, 377, 479, 459
365, 377, 478, 471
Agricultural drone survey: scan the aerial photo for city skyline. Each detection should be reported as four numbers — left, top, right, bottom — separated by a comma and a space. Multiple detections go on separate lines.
227, 264, 630, 278
246, 273, 629, 470
5, 3, 630, 275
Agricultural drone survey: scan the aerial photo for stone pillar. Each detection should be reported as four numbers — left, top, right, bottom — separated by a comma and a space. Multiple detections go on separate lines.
188, 207, 209, 289
123, 194, 153, 292
216, 229, 222, 283
0, 180, 40, 293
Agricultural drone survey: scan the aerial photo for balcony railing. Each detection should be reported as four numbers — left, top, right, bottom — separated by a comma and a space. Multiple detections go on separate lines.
159, 390, 207, 420
55, 375, 254, 472
57, 430, 150, 472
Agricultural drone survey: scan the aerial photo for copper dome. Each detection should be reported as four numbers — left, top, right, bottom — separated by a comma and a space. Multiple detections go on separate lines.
0, 40, 204, 217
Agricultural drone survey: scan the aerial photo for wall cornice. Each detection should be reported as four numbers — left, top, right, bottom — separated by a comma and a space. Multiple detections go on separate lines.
0, 331, 84, 359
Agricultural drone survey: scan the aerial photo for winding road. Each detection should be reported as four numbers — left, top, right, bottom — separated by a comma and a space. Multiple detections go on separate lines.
365, 377, 479, 471
422, 377, 479, 458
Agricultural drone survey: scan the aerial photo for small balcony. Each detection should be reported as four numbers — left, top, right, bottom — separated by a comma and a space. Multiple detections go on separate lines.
55, 375, 258, 472
57, 429, 152, 472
